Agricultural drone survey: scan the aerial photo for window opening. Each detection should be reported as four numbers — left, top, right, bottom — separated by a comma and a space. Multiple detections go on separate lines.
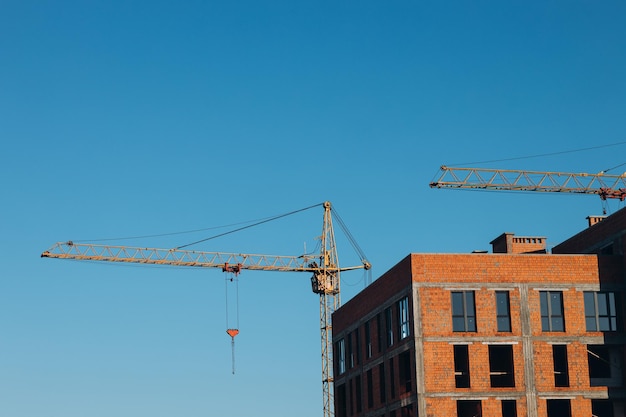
592, 399, 615, 417
336, 338, 346, 375
389, 357, 396, 399
496, 291, 512, 332
400, 404, 414, 417
349, 378, 353, 416
589, 345, 612, 379
398, 296, 410, 339
552, 344, 569, 387
488, 345, 515, 387
336, 384, 347, 417
365, 320, 372, 359
585, 292, 618, 331
546, 399, 571, 417
377, 313, 383, 353
457, 400, 482, 417
347, 331, 354, 369
385, 306, 394, 347
355, 328, 361, 366
379, 363, 386, 404
355, 375, 362, 413
501, 400, 517, 417
540, 291, 565, 332
399, 350, 412, 394
452, 291, 476, 332
366, 369, 373, 409
453, 345, 470, 388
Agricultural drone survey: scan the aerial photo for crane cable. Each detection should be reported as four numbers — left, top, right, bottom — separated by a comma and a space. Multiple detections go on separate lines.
175, 203, 323, 250
332, 208, 372, 285
225, 271, 240, 375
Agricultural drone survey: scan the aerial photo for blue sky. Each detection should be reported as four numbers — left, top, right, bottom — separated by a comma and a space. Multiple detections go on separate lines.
1, 1, 625, 416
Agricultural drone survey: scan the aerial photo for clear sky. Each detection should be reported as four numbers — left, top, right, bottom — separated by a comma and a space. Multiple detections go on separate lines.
1, 1, 625, 417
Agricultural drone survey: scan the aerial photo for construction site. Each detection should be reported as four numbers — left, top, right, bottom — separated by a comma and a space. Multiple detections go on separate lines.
39, 166, 626, 417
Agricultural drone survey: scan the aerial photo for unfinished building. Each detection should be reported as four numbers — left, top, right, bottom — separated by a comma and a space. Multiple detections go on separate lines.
332, 209, 626, 417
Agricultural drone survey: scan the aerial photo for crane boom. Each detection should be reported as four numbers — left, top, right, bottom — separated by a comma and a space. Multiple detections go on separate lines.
41, 201, 369, 417
41, 242, 364, 273
430, 166, 626, 200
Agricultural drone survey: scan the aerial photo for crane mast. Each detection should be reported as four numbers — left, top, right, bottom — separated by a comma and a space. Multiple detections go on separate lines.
41, 201, 369, 417
430, 166, 626, 200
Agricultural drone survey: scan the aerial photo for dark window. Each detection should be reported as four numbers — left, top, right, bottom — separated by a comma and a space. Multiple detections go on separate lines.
399, 350, 412, 394
366, 369, 373, 409
546, 399, 571, 417
385, 307, 394, 346
365, 320, 372, 359
457, 400, 482, 417
336, 338, 346, 374
377, 313, 383, 353
355, 376, 362, 413
349, 379, 353, 416
585, 292, 618, 331
488, 345, 515, 387
540, 291, 565, 332
389, 357, 396, 399
552, 344, 569, 387
501, 400, 517, 417
601, 243, 615, 255
496, 291, 512, 332
347, 332, 354, 369
379, 363, 386, 403
400, 404, 414, 417
354, 328, 361, 366
453, 345, 470, 388
452, 291, 476, 332
588, 345, 614, 382
336, 384, 347, 417
592, 399, 615, 417
398, 296, 410, 339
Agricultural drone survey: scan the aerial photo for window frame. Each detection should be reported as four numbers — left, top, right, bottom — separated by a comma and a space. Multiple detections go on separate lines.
540, 291, 565, 332
398, 296, 410, 339
585, 291, 618, 332
336, 338, 346, 375
496, 291, 512, 332
452, 291, 477, 332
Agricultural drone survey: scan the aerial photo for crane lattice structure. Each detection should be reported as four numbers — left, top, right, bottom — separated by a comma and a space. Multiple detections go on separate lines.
430, 166, 626, 201
41, 201, 370, 417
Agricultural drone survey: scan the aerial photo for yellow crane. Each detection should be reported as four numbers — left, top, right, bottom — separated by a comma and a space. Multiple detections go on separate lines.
41, 201, 371, 417
430, 165, 626, 200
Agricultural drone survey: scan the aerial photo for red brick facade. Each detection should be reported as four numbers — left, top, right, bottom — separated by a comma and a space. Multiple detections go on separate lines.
333, 208, 626, 417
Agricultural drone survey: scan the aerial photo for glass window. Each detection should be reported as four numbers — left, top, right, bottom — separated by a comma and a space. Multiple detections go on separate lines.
336, 338, 346, 374
398, 296, 410, 339
585, 292, 618, 331
496, 291, 512, 332
365, 320, 372, 359
540, 291, 565, 332
385, 307, 394, 347
452, 291, 476, 332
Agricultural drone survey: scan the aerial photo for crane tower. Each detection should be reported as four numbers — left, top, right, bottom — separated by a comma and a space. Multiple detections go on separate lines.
41, 201, 371, 417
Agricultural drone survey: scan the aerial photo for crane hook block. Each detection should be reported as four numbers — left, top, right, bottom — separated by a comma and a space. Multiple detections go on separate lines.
222, 263, 242, 275
226, 328, 239, 338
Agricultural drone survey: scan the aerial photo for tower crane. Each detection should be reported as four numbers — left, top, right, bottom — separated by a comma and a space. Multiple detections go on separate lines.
41, 201, 371, 417
429, 166, 626, 201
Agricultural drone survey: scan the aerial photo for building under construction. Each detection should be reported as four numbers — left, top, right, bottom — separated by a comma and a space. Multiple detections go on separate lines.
332, 209, 626, 417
